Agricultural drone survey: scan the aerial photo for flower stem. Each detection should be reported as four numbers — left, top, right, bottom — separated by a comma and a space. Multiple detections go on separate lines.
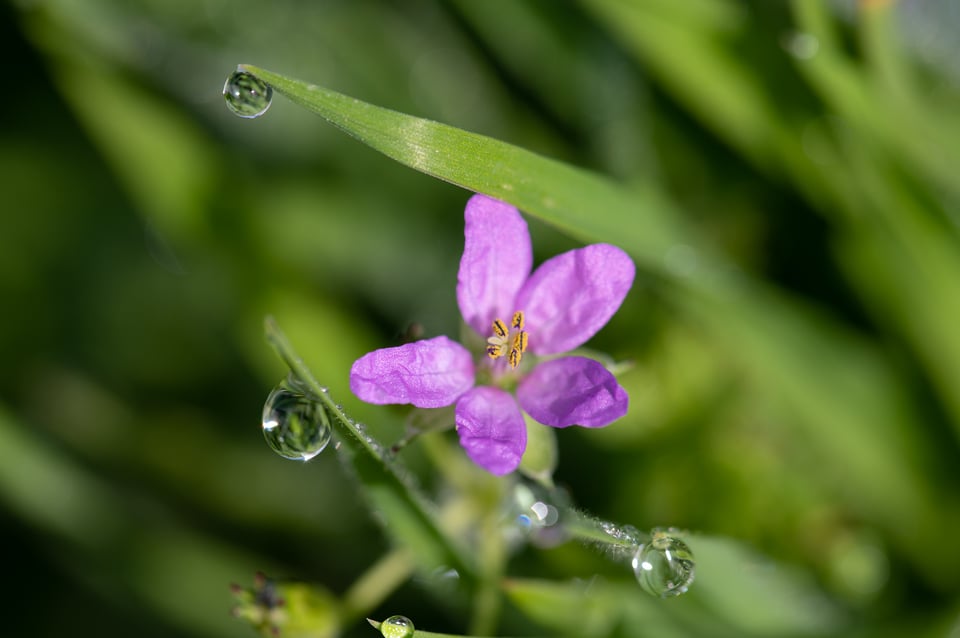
562, 509, 649, 562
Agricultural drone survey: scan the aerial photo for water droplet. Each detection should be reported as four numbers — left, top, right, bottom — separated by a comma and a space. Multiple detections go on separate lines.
262, 380, 331, 461
223, 70, 273, 118
631, 529, 695, 597
380, 615, 415, 638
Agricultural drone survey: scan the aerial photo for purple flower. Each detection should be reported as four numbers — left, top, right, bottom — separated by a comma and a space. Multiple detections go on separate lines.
350, 195, 635, 475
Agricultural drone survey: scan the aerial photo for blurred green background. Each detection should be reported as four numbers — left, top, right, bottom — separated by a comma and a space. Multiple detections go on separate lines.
3, 0, 960, 636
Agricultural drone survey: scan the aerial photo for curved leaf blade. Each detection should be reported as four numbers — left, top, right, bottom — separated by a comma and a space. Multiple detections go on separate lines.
238, 64, 688, 270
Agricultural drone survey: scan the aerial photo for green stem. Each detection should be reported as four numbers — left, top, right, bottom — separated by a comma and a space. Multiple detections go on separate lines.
264, 316, 479, 587
562, 510, 649, 558
264, 316, 382, 459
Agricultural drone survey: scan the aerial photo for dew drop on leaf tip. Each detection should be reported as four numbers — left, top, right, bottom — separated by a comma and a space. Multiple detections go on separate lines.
223, 70, 273, 118
631, 528, 695, 597
261, 381, 331, 461
380, 615, 415, 638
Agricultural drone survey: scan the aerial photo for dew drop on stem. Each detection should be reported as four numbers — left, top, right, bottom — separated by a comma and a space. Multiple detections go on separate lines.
223, 70, 273, 118
261, 378, 331, 461
631, 528, 695, 597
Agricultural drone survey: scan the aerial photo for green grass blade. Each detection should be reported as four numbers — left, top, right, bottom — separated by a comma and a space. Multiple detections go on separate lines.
367, 618, 525, 638
237, 64, 689, 271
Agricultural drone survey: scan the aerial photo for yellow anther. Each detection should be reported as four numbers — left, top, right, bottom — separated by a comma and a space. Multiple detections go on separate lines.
507, 331, 527, 369
492, 318, 508, 339
487, 311, 528, 369
513, 331, 528, 354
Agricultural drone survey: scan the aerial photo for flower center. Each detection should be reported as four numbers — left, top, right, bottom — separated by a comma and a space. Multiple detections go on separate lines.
486, 311, 528, 369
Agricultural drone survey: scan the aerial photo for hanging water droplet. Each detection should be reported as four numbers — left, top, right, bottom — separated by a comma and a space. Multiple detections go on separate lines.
631, 528, 695, 597
380, 615, 415, 638
261, 379, 331, 461
223, 70, 273, 118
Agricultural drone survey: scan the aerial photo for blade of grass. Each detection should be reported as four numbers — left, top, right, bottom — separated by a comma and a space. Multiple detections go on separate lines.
237, 64, 690, 272
367, 618, 523, 638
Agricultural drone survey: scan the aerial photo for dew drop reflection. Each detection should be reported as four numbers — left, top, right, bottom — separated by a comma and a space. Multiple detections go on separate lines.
223, 70, 273, 118
632, 528, 695, 597
261, 378, 331, 461
380, 614, 415, 638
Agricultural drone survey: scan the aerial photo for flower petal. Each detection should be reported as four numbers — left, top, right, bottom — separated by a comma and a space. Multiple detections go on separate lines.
349, 336, 475, 408
455, 386, 526, 475
517, 356, 628, 428
457, 194, 533, 336
516, 244, 634, 355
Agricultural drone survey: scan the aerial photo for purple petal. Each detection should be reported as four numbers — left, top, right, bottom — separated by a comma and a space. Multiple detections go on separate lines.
455, 386, 526, 475
515, 244, 634, 355
517, 356, 628, 428
349, 336, 475, 408
457, 194, 533, 336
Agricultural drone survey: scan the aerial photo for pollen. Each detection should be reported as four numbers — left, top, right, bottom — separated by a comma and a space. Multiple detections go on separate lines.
492, 318, 508, 339
487, 310, 528, 369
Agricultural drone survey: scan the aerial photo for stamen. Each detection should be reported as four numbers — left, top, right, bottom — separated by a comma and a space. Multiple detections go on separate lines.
487, 311, 528, 369
508, 331, 527, 368
514, 331, 528, 354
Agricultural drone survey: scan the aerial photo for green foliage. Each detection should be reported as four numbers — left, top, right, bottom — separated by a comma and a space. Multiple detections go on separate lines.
3, 1, 960, 637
